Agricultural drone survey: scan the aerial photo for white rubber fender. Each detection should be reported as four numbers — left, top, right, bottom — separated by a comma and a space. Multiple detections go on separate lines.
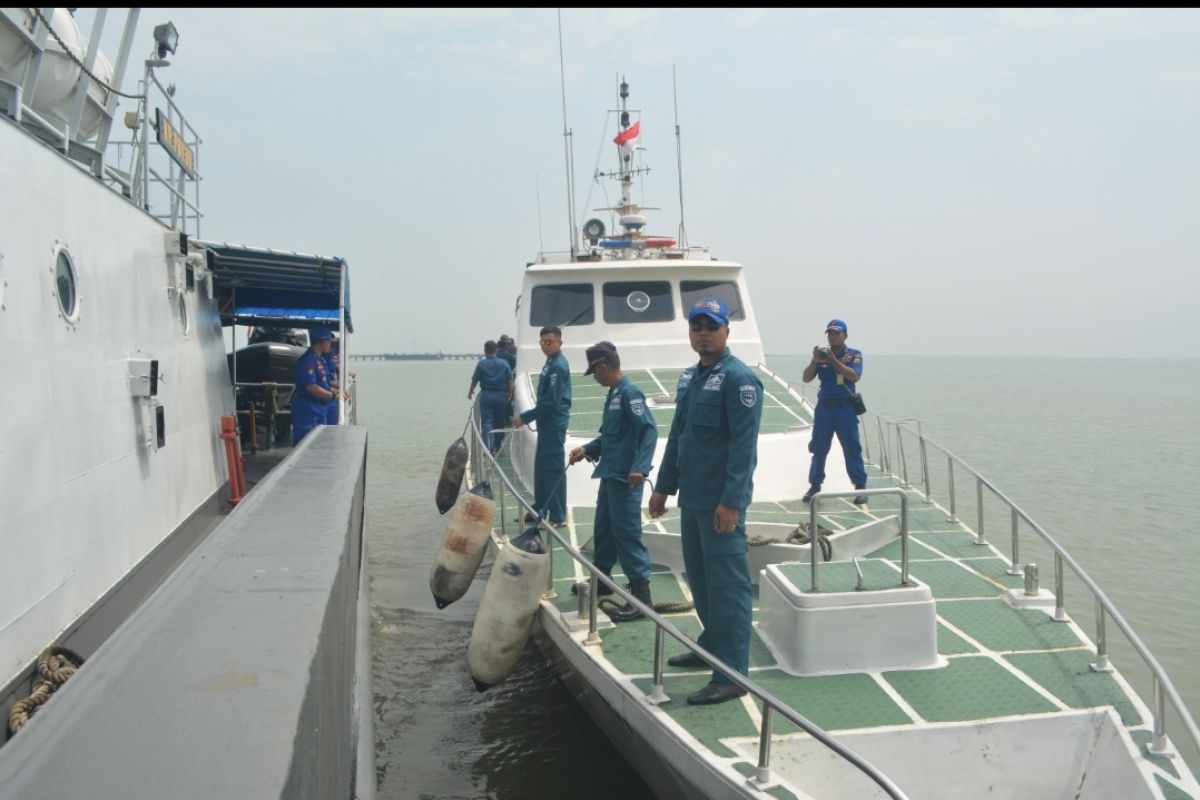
429, 488, 496, 609
466, 538, 549, 691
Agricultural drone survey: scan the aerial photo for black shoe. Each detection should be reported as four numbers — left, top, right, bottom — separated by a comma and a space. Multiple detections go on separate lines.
523, 512, 537, 523
802, 484, 821, 503
608, 580, 652, 623
853, 484, 867, 506
686, 682, 747, 706
667, 651, 706, 668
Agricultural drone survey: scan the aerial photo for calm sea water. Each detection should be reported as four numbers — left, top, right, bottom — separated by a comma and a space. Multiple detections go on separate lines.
360, 355, 1200, 798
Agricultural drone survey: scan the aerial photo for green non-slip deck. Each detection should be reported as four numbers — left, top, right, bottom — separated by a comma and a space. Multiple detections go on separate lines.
503, 367, 1195, 798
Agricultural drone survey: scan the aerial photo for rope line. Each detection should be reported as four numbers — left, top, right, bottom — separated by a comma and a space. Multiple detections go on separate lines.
7, 646, 86, 734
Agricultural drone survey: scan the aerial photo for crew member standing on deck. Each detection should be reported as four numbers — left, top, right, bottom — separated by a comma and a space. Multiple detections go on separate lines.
496, 335, 517, 444
649, 297, 763, 706
292, 327, 335, 446
324, 332, 341, 425
514, 325, 572, 526
568, 341, 658, 622
801, 319, 867, 506
468, 340, 514, 454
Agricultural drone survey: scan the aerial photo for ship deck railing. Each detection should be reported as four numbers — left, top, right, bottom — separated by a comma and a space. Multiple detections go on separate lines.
464, 402, 911, 799
759, 361, 1200, 763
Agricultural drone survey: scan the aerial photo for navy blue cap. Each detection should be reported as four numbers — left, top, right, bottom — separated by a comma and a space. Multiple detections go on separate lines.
310, 327, 334, 343
825, 319, 847, 334
688, 296, 729, 326
583, 341, 617, 375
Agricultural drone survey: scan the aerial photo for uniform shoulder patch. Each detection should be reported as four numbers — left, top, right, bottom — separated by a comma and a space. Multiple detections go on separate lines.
630, 397, 645, 416
739, 384, 758, 408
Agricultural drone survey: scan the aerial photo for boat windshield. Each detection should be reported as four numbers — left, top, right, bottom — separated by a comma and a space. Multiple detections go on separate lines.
530, 283, 595, 327
680, 279, 745, 320
602, 280, 674, 323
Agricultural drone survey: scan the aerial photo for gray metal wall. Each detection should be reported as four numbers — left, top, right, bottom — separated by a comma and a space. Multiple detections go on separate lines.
0, 426, 373, 799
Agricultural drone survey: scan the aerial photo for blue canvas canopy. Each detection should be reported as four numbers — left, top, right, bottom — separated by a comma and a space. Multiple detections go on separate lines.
202, 241, 353, 332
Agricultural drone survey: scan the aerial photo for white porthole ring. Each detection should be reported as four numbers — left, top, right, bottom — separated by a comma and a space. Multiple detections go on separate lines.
51, 242, 81, 325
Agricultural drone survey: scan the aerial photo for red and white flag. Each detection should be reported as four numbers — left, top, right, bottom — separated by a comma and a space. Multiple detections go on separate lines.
613, 120, 640, 162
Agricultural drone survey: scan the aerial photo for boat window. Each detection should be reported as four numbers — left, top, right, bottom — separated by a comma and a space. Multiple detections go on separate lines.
602, 281, 674, 323
530, 283, 594, 327
680, 280, 745, 321
54, 246, 80, 321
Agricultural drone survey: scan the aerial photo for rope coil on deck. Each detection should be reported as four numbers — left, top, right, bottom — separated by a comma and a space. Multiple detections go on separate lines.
748, 520, 834, 561
597, 597, 695, 619
7, 646, 86, 735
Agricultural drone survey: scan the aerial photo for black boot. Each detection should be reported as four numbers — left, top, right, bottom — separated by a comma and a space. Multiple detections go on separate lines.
802, 484, 821, 503
853, 484, 868, 506
571, 570, 613, 596
608, 579, 652, 623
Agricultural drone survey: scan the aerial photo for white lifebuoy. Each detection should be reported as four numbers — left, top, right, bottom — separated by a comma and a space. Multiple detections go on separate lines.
429, 482, 496, 609
467, 527, 549, 691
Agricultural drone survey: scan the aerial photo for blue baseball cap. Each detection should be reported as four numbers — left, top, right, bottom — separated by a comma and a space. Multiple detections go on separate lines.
825, 319, 847, 334
310, 327, 334, 343
688, 296, 729, 326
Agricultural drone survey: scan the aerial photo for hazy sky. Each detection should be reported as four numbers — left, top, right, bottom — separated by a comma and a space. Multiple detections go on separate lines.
86, 9, 1199, 357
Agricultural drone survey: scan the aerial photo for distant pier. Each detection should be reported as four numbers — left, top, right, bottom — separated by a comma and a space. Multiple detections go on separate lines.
352, 353, 481, 361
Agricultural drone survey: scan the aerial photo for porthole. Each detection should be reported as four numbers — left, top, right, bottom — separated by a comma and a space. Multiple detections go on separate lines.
52, 244, 80, 322
626, 290, 651, 313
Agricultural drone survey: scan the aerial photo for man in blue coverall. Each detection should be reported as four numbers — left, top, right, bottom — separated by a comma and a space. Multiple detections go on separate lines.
514, 325, 572, 526
496, 335, 517, 445
649, 297, 763, 706
801, 318, 868, 506
292, 327, 336, 446
568, 341, 658, 622
324, 333, 341, 425
468, 340, 514, 453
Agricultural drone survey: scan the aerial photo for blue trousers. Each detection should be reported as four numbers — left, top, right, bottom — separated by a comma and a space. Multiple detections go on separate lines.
533, 425, 567, 522
593, 477, 651, 582
292, 398, 327, 446
680, 507, 751, 684
478, 391, 507, 453
808, 401, 867, 487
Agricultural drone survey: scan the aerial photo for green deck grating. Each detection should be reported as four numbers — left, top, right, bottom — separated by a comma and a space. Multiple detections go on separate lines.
884, 655, 1059, 721
494, 368, 1197, 798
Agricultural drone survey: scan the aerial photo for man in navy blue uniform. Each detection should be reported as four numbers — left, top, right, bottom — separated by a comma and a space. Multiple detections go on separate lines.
801, 318, 867, 505
324, 333, 341, 425
568, 341, 658, 622
292, 327, 336, 446
649, 297, 763, 705
468, 340, 514, 454
496, 335, 517, 436
496, 335, 517, 369
514, 325, 572, 526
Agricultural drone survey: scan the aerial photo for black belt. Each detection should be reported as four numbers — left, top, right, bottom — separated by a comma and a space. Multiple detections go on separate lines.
819, 396, 854, 407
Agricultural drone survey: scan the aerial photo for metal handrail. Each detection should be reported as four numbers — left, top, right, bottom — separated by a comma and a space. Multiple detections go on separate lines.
810, 488, 909, 591
738, 365, 1198, 758
876, 414, 1200, 756
462, 404, 910, 800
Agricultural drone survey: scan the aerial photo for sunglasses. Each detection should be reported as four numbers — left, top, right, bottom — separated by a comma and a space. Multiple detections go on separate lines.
539, 339, 559, 346
689, 320, 723, 332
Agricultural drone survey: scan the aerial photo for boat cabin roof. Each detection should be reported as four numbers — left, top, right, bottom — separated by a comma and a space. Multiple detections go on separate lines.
203, 241, 353, 332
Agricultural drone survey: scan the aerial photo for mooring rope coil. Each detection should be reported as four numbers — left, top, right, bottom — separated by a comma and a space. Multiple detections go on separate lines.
597, 597, 695, 619
7, 646, 86, 734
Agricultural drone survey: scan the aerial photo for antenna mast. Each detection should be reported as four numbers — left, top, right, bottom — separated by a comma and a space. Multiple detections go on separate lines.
673, 65, 688, 249
557, 10, 578, 259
